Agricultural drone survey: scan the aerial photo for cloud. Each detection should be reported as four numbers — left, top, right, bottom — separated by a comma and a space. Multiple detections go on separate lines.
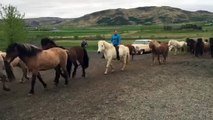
1, 0, 213, 18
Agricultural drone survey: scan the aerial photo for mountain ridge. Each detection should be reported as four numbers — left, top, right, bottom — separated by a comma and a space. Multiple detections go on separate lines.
25, 6, 213, 27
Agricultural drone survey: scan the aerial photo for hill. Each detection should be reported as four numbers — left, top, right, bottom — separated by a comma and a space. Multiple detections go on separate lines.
25, 6, 213, 27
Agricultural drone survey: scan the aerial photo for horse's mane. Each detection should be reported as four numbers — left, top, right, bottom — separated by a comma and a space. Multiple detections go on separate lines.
149, 40, 161, 49
41, 37, 65, 49
101, 40, 114, 48
6, 43, 42, 57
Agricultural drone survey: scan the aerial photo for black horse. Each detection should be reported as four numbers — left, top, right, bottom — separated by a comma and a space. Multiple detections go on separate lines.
41, 38, 89, 78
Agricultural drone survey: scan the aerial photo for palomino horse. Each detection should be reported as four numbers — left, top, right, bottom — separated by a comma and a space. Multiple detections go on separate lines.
168, 40, 187, 55
4, 43, 70, 95
0, 51, 29, 91
149, 40, 169, 65
125, 44, 136, 60
41, 38, 89, 78
0, 51, 29, 83
97, 40, 130, 74
0, 53, 10, 91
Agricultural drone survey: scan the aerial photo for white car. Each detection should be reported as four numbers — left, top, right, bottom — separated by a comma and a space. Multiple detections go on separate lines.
132, 39, 152, 54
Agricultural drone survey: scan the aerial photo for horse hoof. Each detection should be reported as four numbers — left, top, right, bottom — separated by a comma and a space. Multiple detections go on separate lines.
19, 81, 24, 84
44, 84, 47, 88
3, 87, 10, 91
28, 93, 33, 96
28, 92, 34, 96
82, 75, 86, 78
104, 73, 108, 75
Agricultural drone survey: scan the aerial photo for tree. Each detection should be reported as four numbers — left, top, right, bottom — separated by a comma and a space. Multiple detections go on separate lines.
0, 4, 27, 45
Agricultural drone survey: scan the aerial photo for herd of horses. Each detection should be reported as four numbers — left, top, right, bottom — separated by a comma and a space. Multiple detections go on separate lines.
1, 37, 213, 95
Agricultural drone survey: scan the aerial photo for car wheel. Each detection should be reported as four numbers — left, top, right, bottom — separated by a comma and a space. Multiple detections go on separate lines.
140, 50, 144, 55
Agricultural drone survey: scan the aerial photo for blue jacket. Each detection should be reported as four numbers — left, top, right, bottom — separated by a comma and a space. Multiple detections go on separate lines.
111, 34, 121, 46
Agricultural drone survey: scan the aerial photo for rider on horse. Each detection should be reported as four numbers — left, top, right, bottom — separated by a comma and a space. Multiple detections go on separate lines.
111, 30, 122, 60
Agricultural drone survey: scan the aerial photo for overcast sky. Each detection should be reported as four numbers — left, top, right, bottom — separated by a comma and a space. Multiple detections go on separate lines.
1, 0, 213, 18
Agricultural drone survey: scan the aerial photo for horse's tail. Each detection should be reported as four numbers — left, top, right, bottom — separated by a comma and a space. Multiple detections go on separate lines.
83, 48, 89, 69
4, 61, 15, 81
66, 50, 72, 77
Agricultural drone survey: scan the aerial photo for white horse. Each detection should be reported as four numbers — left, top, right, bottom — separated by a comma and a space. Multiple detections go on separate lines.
97, 40, 130, 74
168, 40, 187, 55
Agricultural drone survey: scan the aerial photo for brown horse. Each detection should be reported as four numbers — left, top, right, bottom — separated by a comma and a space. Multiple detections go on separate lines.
149, 40, 169, 65
125, 44, 136, 60
4, 43, 70, 95
41, 38, 89, 78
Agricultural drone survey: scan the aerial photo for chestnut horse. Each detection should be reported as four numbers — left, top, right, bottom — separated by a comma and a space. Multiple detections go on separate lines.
41, 38, 89, 78
125, 44, 136, 60
149, 40, 169, 65
4, 43, 70, 95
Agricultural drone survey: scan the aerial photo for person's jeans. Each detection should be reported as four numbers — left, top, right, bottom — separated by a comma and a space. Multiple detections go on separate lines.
114, 45, 120, 60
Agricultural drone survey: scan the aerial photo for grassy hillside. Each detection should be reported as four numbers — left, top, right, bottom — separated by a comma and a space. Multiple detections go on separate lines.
1, 23, 213, 51
23, 6, 213, 27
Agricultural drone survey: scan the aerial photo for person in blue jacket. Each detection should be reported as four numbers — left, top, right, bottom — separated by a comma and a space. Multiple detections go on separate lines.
111, 30, 121, 60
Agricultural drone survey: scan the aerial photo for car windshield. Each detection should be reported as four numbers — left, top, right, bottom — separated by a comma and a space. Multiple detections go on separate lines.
133, 40, 150, 44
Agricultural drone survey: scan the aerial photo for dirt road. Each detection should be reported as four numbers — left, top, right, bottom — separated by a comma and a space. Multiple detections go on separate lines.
0, 52, 213, 120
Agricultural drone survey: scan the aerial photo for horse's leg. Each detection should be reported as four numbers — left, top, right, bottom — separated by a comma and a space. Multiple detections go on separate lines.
54, 65, 61, 86
2, 75, 10, 91
158, 55, 161, 64
29, 73, 37, 95
152, 54, 155, 65
174, 47, 177, 55
78, 58, 86, 78
66, 59, 72, 77
121, 55, 127, 71
60, 65, 69, 85
72, 61, 78, 78
20, 66, 29, 83
37, 72, 47, 88
82, 66, 86, 78
110, 63, 114, 72
104, 58, 112, 74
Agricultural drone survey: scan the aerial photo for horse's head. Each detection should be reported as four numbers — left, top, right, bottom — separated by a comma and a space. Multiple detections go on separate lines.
169, 45, 174, 51
5, 43, 19, 63
41, 37, 57, 50
186, 38, 195, 47
149, 40, 160, 49
97, 41, 106, 54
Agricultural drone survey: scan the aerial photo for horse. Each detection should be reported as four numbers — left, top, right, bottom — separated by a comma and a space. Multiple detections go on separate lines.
203, 39, 210, 54
40, 38, 89, 78
210, 37, 213, 57
97, 40, 130, 74
149, 40, 169, 65
125, 44, 136, 60
194, 38, 204, 57
0, 52, 10, 91
0, 51, 29, 83
186, 38, 196, 54
0, 51, 29, 91
4, 43, 70, 95
168, 39, 187, 55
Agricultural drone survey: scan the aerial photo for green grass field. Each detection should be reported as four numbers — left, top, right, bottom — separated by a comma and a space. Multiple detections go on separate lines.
1, 24, 213, 51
